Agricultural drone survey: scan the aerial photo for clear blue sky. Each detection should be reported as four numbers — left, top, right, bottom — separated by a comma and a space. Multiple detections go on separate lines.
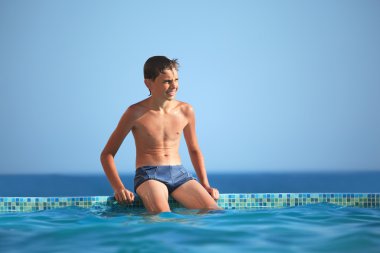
1, 0, 379, 174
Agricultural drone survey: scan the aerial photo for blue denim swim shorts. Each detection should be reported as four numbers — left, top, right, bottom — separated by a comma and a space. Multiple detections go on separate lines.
134, 165, 195, 194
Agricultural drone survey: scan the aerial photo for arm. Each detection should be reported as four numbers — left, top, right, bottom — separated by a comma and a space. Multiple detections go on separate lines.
100, 107, 135, 203
183, 105, 219, 200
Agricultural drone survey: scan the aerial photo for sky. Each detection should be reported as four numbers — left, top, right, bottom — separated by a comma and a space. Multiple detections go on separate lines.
0, 0, 379, 174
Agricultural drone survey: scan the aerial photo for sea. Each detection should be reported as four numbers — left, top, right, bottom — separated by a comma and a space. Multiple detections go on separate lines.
1, 171, 380, 196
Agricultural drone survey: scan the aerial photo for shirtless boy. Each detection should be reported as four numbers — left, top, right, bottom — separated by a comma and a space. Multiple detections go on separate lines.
100, 56, 220, 213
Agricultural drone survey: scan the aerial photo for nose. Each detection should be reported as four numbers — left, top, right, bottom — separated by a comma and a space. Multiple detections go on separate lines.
170, 80, 178, 89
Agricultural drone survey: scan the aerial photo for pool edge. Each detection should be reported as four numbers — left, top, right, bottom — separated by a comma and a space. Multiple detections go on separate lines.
1, 193, 379, 212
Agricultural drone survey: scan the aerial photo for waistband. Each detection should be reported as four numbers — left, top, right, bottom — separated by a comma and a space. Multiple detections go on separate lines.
136, 165, 183, 171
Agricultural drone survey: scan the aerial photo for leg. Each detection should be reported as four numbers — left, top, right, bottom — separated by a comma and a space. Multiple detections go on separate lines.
136, 180, 171, 214
171, 180, 221, 211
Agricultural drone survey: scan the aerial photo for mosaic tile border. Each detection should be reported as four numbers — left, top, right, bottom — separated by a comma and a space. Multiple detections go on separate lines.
218, 193, 380, 209
0, 193, 379, 212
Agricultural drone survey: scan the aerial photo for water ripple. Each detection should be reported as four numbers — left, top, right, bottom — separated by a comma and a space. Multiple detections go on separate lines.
1, 204, 380, 253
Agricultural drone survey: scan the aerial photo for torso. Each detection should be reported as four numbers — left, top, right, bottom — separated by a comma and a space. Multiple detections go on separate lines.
130, 99, 189, 169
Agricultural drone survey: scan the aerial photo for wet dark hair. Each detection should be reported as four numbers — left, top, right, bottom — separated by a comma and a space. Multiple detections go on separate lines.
143, 56, 179, 81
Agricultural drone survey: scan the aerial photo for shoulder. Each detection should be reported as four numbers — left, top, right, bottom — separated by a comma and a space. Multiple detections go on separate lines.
128, 99, 150, 114
177, 100, 194, 112
120, 99, 149, 122
176, 100, 195, 118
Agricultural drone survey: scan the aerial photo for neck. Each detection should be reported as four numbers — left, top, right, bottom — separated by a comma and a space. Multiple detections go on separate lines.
147, 96, 175, 111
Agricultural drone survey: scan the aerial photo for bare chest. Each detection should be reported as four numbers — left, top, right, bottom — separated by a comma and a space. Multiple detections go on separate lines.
132, 111, 187, 142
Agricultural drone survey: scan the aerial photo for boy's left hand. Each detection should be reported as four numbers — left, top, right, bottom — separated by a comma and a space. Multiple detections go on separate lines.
205, 186, 219, 200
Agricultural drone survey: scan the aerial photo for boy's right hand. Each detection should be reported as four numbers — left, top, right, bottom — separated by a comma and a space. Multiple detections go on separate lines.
114, 188, 135, 204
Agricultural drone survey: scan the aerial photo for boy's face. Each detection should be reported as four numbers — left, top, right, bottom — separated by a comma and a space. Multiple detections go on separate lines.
146, 68, 179, 101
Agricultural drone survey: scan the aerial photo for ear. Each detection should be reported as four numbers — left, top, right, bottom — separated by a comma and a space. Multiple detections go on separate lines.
144, 79, 152, 93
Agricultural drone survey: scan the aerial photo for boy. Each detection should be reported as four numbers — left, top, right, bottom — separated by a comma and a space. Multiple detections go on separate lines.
100, 56, 220, 213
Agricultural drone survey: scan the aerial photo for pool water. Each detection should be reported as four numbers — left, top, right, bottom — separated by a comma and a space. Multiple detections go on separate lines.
1, 204, 379, 253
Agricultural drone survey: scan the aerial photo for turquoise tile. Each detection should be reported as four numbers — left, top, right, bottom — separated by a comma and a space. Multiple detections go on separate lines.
0, 193, 379, 212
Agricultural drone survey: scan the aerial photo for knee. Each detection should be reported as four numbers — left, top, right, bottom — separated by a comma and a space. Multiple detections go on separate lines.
197, 204, 223, 214
203, 203, 222, 211
142, 200, 171, 214
151, 205, 171, 214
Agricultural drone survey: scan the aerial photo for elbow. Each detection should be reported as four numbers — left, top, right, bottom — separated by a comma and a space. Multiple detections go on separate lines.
100, 152, 106, 164
100, 150, 113, 163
